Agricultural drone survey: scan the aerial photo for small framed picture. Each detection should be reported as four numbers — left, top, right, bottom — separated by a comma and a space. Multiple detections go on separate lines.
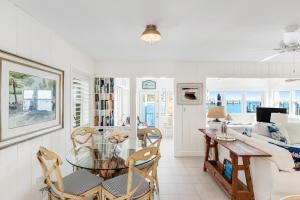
142, 80, 156, 89
177, 83, 203, 105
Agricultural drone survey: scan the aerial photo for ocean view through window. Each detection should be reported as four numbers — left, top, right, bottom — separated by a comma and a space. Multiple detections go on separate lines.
279, 91, 290, 113
207, 90, 265, 114
207, 91, 222, 107
246, 92, 262, 113
225, 91, 242, 113
295, 90, 300, 115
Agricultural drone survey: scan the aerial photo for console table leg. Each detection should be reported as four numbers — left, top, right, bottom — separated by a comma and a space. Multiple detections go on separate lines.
213, 141, 219, 162
203, 135, 211, 171
243, 157, 255, 200
230, 152, 238, 200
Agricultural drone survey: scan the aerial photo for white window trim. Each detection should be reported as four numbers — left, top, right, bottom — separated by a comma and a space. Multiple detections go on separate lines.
273, 89, 300, 119
207, 90, 265, 115
71, 72, 90, 128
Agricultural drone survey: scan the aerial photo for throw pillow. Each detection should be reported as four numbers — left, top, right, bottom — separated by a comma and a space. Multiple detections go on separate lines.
253, 122, 274, 137
285, 123, 300, 145
267, 125, 288, 144
269, 142, 300, 170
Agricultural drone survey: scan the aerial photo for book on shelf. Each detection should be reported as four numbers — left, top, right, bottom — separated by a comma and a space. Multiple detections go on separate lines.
94, 77, 115, 126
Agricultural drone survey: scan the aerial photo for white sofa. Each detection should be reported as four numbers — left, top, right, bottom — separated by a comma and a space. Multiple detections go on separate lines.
218, 124, 300, 200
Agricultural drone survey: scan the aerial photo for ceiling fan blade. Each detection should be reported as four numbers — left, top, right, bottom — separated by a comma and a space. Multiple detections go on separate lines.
260, 52, 284, 62
285, 79, 300, 82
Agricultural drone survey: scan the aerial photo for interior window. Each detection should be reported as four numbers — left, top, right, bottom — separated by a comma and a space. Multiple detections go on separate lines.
207, 91, 223, 107
295, 90, 300, 115
225, 91, 242, 113
246, 92, 262, 113
279, 91, 290, 113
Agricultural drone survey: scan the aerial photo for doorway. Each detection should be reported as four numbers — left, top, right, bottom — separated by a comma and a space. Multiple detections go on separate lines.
136, 78, 174, 156
139, 91, 159, 127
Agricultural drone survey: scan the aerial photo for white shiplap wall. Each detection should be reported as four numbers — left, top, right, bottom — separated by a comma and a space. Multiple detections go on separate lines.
95, 61, 300, 157
0, 1, 95, 200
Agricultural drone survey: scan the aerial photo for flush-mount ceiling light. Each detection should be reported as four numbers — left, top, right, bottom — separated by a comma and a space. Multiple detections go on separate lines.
141, 24, 161, 44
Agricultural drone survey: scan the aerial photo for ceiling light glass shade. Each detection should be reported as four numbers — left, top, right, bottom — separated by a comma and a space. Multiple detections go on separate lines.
283, 32, 300, 46
141, 25, 161, 43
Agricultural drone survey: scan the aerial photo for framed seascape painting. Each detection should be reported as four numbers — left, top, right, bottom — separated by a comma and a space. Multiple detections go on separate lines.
0, 51, 64, 149
177, 83, 203, 105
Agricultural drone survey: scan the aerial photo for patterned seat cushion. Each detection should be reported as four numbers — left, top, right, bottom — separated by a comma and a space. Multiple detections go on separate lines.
136, 160, 155, 170
53, 170, 103, 196
102, 172, 150, 199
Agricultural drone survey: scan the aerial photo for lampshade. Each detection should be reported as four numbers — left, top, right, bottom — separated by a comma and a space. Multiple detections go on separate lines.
225, 114, 232, 121
141, 24, 161, 43
207, 106, 226, 119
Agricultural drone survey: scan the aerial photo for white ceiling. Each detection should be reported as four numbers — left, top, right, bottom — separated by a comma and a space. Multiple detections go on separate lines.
10, 0, 300, 62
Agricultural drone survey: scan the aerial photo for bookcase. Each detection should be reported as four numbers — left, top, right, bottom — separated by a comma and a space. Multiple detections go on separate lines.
94, 77, 114, 126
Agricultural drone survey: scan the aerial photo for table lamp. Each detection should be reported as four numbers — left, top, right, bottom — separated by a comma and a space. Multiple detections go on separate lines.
207, 106, 225, 122
225, 114, 232, 124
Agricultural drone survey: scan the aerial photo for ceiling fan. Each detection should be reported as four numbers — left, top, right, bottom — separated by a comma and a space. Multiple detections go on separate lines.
285, 78, 300, 82
260, 24, 300, 62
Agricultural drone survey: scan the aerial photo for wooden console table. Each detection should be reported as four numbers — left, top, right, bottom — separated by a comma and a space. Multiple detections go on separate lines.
199, 128, 271, 200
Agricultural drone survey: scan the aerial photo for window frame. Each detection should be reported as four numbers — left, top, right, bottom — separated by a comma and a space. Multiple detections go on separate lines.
224, 91, 243, 114
273, 89, 300, 118
206, 90, 265, 115
244, 91, 264, 114
294, 90, 300, 116
71, 72, 90, 128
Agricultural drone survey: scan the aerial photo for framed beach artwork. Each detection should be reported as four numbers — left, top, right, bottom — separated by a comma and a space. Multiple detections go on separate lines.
0, 51, 64, 149
177, 83, 203, 105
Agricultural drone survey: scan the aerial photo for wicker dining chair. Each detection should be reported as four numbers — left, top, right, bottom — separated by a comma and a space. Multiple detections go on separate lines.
71, 127, 97, 149
137, 128, 162, 192
37, 147, 103, 200
101, 147, 161, 200
138, 128, 162, 149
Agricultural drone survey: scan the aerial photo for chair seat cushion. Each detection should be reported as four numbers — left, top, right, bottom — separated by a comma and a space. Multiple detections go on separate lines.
54, 169, 103, 196
102, 172, 150, 199
137, 160, 155, 170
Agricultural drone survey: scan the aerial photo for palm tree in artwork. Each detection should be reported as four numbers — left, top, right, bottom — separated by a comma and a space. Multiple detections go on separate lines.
11, 78, 18, 104
9, 71, 34, 108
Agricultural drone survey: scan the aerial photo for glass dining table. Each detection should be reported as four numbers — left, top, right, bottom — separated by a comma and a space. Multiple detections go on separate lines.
66, 128, 154, 179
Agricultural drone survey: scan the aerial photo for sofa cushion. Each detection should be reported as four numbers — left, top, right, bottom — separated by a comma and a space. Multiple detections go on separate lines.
269, 143, 300, 169
270, 113, 288, 126
244, 136, 295, 172
285, 123, 300, 144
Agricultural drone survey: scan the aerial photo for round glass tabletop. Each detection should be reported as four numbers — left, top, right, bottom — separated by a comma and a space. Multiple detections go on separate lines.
66, 128, 154, 171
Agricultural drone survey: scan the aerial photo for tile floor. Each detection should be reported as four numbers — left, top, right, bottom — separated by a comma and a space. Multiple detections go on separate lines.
155, 137, 229, 200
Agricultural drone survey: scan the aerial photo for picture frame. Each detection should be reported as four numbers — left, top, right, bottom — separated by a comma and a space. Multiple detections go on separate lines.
142, 80, 156, 89
177, 83, 203, 105
0, 50, 64, 149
